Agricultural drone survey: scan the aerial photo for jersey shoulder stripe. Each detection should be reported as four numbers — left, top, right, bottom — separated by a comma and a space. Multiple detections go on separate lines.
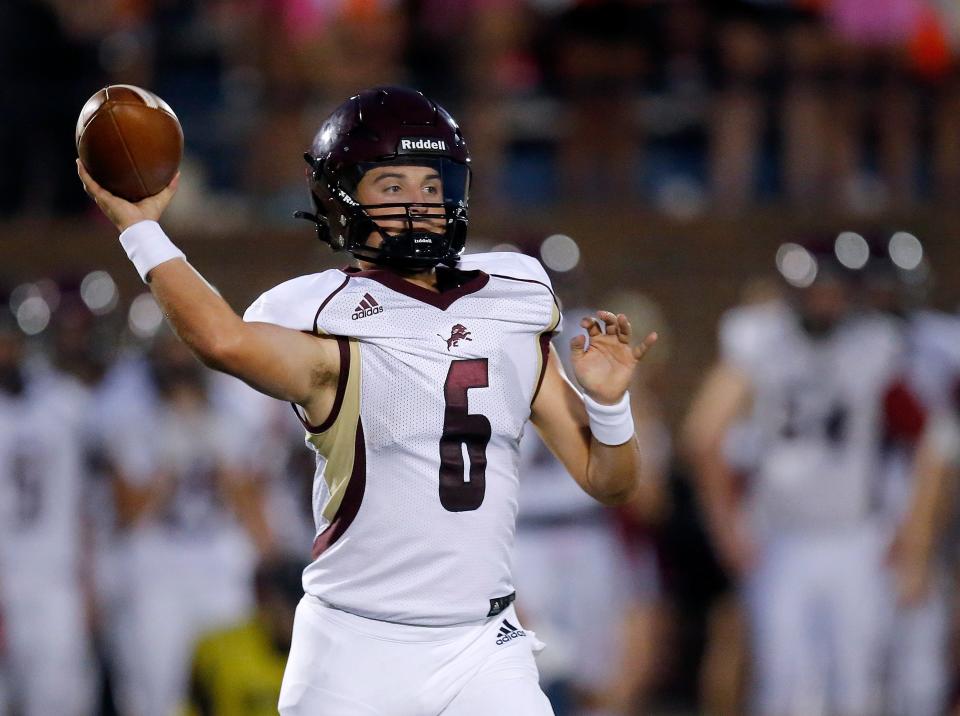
459, 252, 560, 332
457, 251, 552, 286
243, 270, 350, 333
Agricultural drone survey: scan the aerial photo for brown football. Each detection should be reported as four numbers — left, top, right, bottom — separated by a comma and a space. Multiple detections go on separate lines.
75, 85, 183, 202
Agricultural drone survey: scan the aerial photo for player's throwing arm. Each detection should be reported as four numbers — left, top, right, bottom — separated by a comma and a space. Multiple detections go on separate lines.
75, 91, 340, 430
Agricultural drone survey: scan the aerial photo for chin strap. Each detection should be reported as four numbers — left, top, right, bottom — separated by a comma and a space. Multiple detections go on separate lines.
349, 246, 443, 271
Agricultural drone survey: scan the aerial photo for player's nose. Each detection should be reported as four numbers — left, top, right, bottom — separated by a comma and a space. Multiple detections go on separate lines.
408, 200, 443, 229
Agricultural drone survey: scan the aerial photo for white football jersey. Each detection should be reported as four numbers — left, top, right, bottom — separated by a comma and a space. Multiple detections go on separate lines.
244, 252, 561, 626
901, 310, 960, 413
0, 372, 89, 584
879, 310, 960, 522
720, 302, 904, 533
101, 368, 258, 579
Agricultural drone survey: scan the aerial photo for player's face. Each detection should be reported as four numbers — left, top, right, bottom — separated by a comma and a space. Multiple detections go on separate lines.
798, 277, 850, 335
355, 164, 446, 244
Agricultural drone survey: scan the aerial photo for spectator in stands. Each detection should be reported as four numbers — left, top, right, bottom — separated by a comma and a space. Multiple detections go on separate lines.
709, 1, 830, 211
821, 0, 924, 210
543, 0, 651, 203
0, 0, 102, 217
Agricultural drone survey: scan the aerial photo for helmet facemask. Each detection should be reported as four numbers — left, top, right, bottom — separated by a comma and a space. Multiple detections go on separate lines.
302, 156, 469, 271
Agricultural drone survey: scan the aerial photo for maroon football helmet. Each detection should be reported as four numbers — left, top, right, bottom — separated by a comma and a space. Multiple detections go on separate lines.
296, 87, 471, 270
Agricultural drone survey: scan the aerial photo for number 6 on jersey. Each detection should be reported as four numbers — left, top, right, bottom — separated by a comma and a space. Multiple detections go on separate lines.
439, 358, 491, 512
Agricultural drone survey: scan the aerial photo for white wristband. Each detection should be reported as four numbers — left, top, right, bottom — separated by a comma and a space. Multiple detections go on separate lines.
584, 391, 635, 446
119, 220, 185, 282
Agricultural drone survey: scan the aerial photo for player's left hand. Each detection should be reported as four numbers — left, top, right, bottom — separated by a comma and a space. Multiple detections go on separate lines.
570, 311, 657, 405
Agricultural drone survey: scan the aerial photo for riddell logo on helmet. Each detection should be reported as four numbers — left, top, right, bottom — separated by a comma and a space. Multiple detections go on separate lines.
398, 137, 447, 153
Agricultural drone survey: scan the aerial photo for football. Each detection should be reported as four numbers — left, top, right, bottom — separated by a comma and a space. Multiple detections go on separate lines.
75, 85, 183, 202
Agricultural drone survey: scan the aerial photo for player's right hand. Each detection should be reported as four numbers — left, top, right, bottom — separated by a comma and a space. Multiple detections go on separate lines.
77, 158, 179, 233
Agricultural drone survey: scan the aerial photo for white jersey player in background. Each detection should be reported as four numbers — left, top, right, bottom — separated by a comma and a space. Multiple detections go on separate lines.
857, 232, 960, 716
685, 235, 947, 716
0, 312, 95, 716
99, 332, 274, 716
77, 86, 657, 715
213, 374, 318, 557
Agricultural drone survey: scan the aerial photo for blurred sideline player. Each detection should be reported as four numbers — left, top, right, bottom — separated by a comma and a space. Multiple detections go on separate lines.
513, 291, 669, 716
858, 232, 960, 716
100, 332, 274, 716
78, 86, 657, 715
185, 555, 305, 716
695, 276, 783, 716
44, 284, 122, 713
0, 307, 95, 715
685, 236, 946, 716
600, 289, 672, 716
214, 377, 317, 557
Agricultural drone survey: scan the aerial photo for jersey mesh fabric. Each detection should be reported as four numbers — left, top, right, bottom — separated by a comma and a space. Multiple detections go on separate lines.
244, 253, 560, 626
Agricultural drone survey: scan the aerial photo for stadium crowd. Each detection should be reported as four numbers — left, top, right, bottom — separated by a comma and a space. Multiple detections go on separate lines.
7, 0, 960, 218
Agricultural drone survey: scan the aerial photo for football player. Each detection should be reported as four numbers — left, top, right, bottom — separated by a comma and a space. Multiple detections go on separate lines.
685, 236, 937, 716
77, 86, 656, 715
859, 232, 960, 716
0, 309, 95, 715
101, 332, 274, 716
212, 373, 317, 557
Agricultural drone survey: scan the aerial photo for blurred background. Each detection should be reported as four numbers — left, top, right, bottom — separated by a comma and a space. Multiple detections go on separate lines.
3, 0, 960, 714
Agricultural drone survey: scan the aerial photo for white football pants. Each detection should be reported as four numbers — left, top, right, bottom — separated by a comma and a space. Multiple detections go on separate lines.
279, 596, 555, 715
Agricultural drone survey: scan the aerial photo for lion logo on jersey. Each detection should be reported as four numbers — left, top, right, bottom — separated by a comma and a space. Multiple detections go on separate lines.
439, 324, 472, 351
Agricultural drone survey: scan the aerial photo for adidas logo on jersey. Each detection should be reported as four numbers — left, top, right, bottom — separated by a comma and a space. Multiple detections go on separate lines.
352, 293, 383, 320
495, 619, 526, 646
